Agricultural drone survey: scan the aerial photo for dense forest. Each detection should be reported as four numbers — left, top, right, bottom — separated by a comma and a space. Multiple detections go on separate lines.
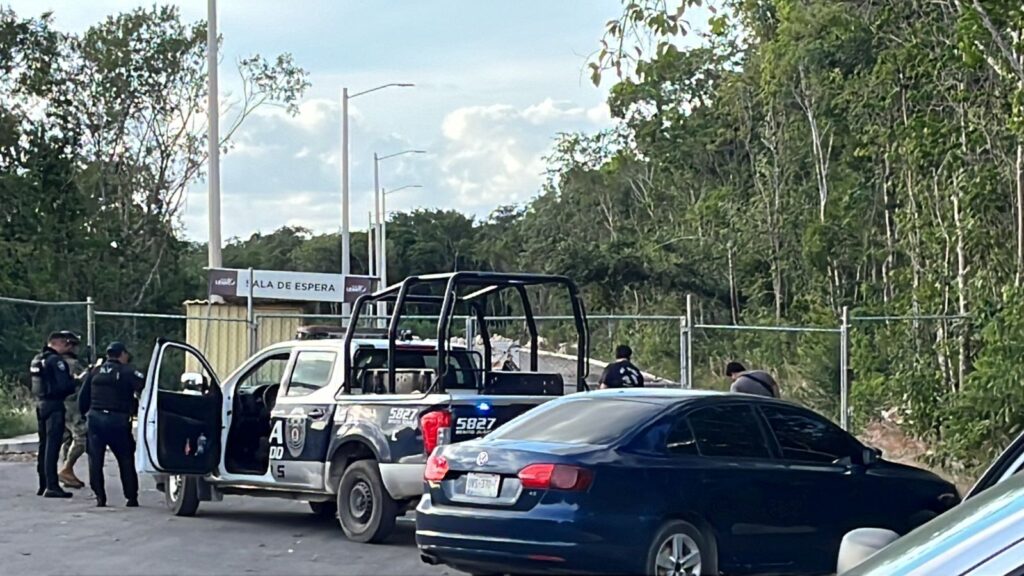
3, 1, 1024, 472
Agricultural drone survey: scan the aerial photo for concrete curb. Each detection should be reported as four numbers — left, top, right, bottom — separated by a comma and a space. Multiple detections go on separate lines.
0, 433, 38, 454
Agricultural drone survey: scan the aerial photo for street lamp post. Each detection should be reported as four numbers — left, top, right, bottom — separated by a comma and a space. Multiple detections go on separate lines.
340, 83, 413, 314
373, 149, 426, 281
380, 184, 422, 292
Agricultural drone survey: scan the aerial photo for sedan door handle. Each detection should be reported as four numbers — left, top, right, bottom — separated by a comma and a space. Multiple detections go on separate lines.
307, 408, 326, 419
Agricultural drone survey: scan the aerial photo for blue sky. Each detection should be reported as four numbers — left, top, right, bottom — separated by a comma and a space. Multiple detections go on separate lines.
10, 0, 626, 241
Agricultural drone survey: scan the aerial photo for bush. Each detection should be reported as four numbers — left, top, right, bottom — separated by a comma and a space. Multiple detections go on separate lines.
940, 288, 1024, 471
0, 378, 35, 439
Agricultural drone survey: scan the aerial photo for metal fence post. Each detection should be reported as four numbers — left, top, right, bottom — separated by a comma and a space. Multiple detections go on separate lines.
86, 296, 96, 359
465, 316, 476, 352
685, 294, 694, 389
840, 306, 850, 431
679, 315, 688, 389
247, 268, 256, 355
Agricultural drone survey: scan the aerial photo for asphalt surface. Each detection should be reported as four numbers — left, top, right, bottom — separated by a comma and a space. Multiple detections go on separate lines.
0, 456, 451, 576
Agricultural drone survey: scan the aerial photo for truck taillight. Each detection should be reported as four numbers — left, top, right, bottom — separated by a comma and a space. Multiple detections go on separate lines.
518, 464, 593, 491
420, 409, 451, 454
424, 450, 449, 482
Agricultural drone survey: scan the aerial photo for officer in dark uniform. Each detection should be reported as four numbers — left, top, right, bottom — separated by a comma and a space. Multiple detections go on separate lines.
79, 341, 146, 507
30, 330, 80, 498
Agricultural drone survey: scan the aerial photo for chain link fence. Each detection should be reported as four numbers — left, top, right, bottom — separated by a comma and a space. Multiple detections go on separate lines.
849, 314, 970, 435
687, 322, 844, 422
1, 292, 972, 439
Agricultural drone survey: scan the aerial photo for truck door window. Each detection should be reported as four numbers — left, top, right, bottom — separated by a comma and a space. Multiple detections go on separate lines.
285, 351, 337, 397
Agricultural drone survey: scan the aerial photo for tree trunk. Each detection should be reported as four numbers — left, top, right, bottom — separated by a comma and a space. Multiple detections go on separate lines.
1017, 141, 1024, 285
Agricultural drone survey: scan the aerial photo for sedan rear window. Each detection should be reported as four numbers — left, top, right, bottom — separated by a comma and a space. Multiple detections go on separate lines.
488, 398, 664, 445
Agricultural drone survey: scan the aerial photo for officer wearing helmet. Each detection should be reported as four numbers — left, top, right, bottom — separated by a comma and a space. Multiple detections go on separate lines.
79, 341, 146, 507
30, 330, 81, 498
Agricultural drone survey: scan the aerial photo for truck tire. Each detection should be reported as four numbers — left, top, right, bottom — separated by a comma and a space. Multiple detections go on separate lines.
165, 474, 200, 517
336, 460, 398, 543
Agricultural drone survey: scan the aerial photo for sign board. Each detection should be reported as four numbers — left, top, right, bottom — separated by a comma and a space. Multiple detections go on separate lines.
208, 269, 376, 303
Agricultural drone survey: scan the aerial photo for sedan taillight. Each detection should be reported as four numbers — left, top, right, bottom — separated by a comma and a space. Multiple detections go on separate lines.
517, 463, 593, 491
424, 450, 449, 482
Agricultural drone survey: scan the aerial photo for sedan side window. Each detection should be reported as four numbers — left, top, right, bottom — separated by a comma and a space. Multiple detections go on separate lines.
761, 405, 859, 464
665, 417, 698, 456
688, 405, 772, 459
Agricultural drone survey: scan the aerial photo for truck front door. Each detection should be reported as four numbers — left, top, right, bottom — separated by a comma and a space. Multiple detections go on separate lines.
267, 348, 339, 490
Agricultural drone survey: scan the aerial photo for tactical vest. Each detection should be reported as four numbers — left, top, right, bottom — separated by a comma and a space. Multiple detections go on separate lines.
29, 352, 50, 399
89, 361, 132, 414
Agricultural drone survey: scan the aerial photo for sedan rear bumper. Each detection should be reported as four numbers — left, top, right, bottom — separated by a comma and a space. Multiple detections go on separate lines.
416, 495, 644, 575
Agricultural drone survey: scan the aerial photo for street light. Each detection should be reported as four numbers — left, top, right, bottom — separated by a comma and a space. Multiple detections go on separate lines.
340, 82, 414, 313
380, 184, 422, 291
371, 149, 426, 276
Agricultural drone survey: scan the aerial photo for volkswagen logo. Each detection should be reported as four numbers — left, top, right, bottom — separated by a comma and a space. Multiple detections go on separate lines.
475, 451, 489, 467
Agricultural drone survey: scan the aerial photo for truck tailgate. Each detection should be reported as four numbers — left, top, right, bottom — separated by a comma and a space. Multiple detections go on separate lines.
448, 396, 553, 443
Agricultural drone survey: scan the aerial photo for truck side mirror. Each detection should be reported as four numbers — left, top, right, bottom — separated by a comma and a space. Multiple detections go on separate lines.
180, 372, 206, 393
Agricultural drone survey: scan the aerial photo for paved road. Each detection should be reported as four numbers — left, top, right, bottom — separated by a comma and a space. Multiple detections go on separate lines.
0, 457, 451, 576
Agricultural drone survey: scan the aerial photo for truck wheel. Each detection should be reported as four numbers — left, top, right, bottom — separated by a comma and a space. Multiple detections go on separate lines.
165, 474, 200, 517
336, 460, 398, 543
309, 501, 337, 519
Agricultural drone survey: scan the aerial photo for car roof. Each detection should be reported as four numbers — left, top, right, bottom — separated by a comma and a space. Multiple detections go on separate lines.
573, 387, 798, 407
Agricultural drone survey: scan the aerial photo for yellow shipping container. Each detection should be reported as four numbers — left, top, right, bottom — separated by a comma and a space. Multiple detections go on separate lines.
183, 300, 306, 378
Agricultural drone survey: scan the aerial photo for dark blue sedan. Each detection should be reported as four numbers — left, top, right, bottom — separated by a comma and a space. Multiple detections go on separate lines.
416, 389, 959, 576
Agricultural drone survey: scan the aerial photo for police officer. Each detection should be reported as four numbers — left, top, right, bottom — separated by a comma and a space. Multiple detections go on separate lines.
598, 344, 645, 389
79, 341, 146, 507
30, 330, 80, 498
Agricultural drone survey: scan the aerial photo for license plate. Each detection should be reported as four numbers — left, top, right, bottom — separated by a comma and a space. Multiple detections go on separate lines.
464, 473, 500, 498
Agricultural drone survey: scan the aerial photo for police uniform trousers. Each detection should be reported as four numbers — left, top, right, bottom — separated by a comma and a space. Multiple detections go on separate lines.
36, 399, 66, 492
86, 410, 138, 502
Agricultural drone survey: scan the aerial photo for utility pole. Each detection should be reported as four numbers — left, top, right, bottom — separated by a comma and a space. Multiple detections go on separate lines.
340, 87, 350, 315
206, 0, 222, 272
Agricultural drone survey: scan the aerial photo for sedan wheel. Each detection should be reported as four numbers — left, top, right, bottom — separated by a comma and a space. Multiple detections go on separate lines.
647, 520, 715, 576
655, 533, 701, 576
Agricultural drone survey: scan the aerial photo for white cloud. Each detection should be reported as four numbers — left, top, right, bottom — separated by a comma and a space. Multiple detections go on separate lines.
435, 98, 610, 210
183, 95, 613, 241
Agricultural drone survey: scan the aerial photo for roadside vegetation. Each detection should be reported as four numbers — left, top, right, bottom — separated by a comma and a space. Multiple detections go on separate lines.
3, 1, 1024, 478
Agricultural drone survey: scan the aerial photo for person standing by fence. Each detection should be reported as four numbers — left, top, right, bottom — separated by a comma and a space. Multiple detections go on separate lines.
29, 331, 80, 498
727, 361, 781, 399
599, 344, 645, 389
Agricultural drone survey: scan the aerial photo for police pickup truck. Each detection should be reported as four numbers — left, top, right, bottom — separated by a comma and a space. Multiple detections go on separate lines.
135, 272, 590, 543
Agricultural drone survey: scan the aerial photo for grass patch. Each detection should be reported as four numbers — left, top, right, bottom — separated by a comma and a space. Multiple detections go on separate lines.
0, 408, 35, 439
0, 380, 35, 439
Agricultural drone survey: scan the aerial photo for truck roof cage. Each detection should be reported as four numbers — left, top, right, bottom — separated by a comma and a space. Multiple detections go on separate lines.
343, 271, 590, 394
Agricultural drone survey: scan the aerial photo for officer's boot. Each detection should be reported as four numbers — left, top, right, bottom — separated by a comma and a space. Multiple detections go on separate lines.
58, 467, 85, 489
43, 488, 72, 499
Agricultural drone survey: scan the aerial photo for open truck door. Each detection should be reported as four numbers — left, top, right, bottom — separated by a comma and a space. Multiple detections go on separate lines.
137, 339, 223, 477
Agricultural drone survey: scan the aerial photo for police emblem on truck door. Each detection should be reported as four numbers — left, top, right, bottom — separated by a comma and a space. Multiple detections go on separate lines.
286, 408, 307, 458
